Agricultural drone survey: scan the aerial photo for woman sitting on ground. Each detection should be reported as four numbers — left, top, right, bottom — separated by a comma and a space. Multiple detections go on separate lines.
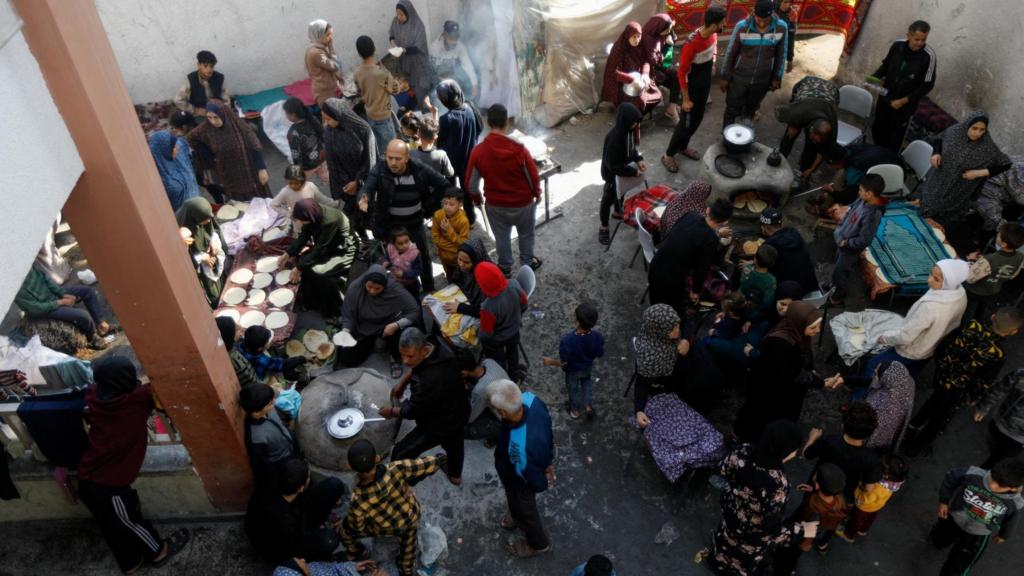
15, 254, 114, 351
176, 197, 227, 308
336, 265, 421, 368
633, 304, 694, 428
186, 100, 270, 201
442, 239, 491, 318
277, 199, 359, 321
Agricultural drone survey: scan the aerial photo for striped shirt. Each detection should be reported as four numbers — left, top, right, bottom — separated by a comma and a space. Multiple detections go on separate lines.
388, 173, 423, 219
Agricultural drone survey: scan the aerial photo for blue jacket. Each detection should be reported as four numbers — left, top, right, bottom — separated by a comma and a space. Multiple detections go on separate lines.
721, 15, 788, 85
559, 329, 606, 373
834, 198, 885, 253
495, 393, 554, 493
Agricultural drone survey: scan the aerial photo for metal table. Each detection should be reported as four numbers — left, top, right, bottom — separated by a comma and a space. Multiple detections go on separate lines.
536, 159, 563, 228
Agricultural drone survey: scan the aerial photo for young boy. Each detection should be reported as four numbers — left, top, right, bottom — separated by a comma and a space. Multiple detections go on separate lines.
237, 326, 307, 386
393, 73, 417, 112
341, 439, 447, 576
830, 173, 887, 305
932, 458, 1024, 575
431, 188, 471, 280
838, 453, 909, 542
976, 368, 1024, 468
965, 221, 1024, 322
774, 463, 847, 573
475, 261, 528, 382
411, 118, 456, 181
741, 244, 778, 312
238, 384, 297, 488
905, 307, 1024, 456
544, 303, 605, 420
354, 35, 401, 155
173, 50, 229, 116
803, 401, 882, 552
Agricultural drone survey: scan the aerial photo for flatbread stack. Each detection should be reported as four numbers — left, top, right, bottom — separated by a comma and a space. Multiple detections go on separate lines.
742, 238, 765, 256
287, 329, 335, 363
732, 192, 767, 213
216, 204, 241, 222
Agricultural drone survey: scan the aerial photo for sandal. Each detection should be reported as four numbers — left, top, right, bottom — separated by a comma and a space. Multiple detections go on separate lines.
498, 514, 519, 531
681, 148, 701, 161
151, 529, 190, 567
660, 154, 679, 174
527, 257, 543, 271
598, 228, 610, 245
568, 407, 580, 419
505, 538, 550, 558
585, 406, 596, 420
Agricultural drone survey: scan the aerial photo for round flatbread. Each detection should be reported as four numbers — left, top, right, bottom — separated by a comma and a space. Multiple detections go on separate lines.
229, 268, 254, 285
268, 288, 294, 308
275, 269, 293, 286
240, 310, 266, 328
252, 273, 273, 290
246, 289, 266, 306
303, 330, 329, 353
216, 204, 241, 221
316, 342, 335, 361
748, 199, 768, 213
215, 309, 240, 323
265, 311, 289, 330
333, 331, 358, 347
255, 256, 279, 273
285, 340, 307, 358
743, 241, 760, 256
222, 286, 246, 306
733, 197, 748, 209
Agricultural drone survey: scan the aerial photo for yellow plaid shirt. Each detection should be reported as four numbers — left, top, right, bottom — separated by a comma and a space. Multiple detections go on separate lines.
343, 456, 442, 536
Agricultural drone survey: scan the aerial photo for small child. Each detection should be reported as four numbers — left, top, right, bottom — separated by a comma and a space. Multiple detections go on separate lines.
830, 173, 887, 306
411, 118, 456, 180
707, 291, 748, 341
570, 554, 616, 576
431, 188, 471, 279
237, 326, 307, 387
269, 165, 339, 221
393, 73, 416, 112
385, 227, 423, 297
838, 453, 909, 542
740, 244, 778, 313
931, 458, 1024, 575
774, 462, 847, 574
544, 303, 605, 420
965, 221, 1024, 322
399, 111, 422, 148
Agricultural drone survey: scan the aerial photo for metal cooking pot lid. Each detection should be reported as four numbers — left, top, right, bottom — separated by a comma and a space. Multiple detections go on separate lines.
723, 123, 755, 145
327, 408, 366, 439
715, 154, 747, 179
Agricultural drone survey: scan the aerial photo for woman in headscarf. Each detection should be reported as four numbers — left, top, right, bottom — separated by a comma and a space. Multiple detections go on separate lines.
641, 14, 679, 122
148, 130, 200, 212
734, 301, 823, 443
870, 259, 970, 378
187, 100, 270, 201
436, 79, 483, 223
175, 197, 226, 307
696, 420, 812, 575
215, 315, 259, 389
659, 180, 712, 238
321, 98, 377, 235
921, 112, 1011, 251
442, 238, 491, 318
390, 1, 430, 112
282, 97, 328, 186
976, 157, 1024, 232
828, 361, 916, 452
600, 22, 649, 108
277, 199, 359, 320
707, 280, 805, 368
337, 264, 421, 367
305, 19, 344, 105
599, 103, 645, 245
633, 304, 693, 428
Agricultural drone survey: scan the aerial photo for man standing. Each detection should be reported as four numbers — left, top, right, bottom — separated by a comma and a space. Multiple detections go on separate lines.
719, 0, 788, 125
466, 104, 543, 274
760, 208, 819, 295
871, 21, 936, 153
379, 327, 469, 484
661, 6, 727, 172
359, 140, 449, 292
486, 378, 555, 558
77, 357, 189, 573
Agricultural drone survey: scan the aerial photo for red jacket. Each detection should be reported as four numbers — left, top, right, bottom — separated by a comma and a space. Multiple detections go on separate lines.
78, 385, 154, 486
465, 132, 541, 208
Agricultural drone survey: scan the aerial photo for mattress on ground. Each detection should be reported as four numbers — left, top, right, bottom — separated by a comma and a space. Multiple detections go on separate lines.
866, 203, 956, 295
234, 86, 289, 114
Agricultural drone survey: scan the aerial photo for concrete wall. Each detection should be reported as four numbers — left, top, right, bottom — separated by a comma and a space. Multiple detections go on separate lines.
840, 0, 1024, 152
96, 0, 464, 104
0, 29, 83, 314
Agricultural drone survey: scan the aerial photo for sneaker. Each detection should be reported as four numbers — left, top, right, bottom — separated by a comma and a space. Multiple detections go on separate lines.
836, 528, 856, 543
599, 228, 610, 245
815, 541, 831, 555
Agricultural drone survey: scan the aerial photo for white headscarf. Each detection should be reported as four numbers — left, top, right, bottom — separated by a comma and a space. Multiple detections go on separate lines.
937, 259, 970, 290
308, 19, 330, 44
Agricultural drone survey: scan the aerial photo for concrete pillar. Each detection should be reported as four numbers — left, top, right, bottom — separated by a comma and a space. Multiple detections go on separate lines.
14, 0, 252, 509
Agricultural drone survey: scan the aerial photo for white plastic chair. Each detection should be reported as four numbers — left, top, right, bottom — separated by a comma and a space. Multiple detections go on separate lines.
867, 163, 906, 198
632, 208, 658, 303
901, 139, 934, 195
515, 264, 536, 370
836, 85, 874, 146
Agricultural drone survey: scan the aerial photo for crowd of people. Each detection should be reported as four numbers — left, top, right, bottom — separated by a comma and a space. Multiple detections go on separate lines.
25, 1, 1024, 576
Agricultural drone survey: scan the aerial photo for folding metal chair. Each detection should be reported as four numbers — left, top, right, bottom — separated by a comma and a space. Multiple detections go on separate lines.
836, 85, 874, 146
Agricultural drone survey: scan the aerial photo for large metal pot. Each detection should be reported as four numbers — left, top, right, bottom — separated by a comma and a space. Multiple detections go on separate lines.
722, 123, 756, 155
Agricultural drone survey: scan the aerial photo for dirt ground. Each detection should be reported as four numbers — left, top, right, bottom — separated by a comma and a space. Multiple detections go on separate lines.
3, 35, 1023, 576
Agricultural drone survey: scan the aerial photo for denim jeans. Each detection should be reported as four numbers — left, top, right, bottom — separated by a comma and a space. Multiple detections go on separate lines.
565, 369, 592, 411
368, 117, 396, 156
486, 204, 536, 271
47, 285, 104, 336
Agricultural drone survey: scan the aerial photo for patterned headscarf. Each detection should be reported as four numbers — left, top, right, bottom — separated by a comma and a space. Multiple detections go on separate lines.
636, 304, 680, 377
865, 361, 916, 451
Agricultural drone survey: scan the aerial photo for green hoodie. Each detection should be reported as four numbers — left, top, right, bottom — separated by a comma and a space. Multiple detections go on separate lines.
14, 266, 65, 316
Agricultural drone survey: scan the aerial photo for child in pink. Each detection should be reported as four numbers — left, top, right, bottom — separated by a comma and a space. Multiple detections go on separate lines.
385, 227, 422, 298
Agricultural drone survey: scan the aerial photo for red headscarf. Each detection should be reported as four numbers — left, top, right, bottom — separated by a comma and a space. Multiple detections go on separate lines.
641, 14, 674, 70
601, 22, 646, 105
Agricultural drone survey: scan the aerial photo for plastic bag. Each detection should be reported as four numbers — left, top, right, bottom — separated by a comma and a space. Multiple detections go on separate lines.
829, 310, 905, 366
0, 335, 75, 385
417, 522, 448, 567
